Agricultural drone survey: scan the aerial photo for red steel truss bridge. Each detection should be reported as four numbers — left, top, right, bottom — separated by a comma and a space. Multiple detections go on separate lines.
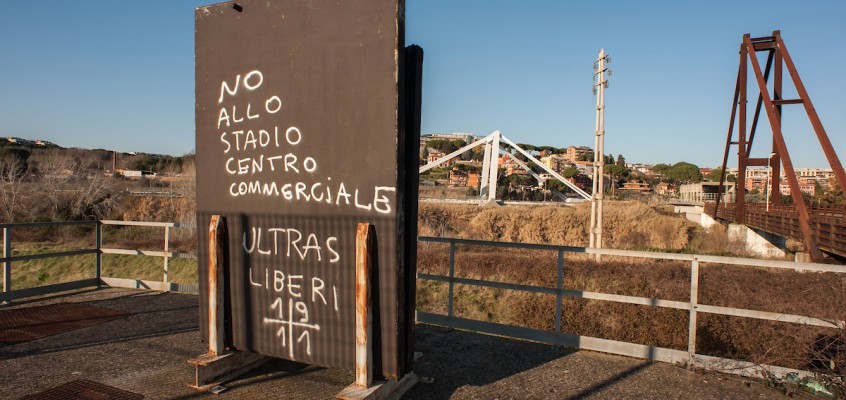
706, 31, 846, 262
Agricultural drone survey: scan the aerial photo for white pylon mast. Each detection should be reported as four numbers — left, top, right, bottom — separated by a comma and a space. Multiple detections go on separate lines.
419, 131, 592, 202
589, 49, 610, 256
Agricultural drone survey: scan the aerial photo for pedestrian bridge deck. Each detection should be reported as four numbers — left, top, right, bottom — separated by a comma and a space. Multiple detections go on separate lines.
705, 202, 846, 259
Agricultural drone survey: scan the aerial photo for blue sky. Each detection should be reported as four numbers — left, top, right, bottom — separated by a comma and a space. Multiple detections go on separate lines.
1, 1, 844, 168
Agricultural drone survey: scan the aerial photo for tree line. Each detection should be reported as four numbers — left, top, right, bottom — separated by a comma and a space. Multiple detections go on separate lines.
0, 145, 195, 224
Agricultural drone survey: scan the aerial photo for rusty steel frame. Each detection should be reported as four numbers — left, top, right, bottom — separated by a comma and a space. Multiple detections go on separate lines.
189, 215, 269, 391
355, 223, 375, 388
337, 222, 420, 400
714, 30, 846, 261
208, 215, 225, 356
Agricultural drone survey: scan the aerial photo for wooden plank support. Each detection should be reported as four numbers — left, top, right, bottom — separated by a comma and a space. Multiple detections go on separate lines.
337, 223, 419, 400
188, 351, 269, 390
336, 372, 420, 400
188, 215, 269, 391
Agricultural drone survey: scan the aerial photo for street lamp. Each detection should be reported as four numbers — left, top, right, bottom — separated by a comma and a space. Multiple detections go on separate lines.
766, 152, 776, 211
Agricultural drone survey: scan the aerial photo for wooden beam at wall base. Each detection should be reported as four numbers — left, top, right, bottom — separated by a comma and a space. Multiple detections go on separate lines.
336, 372, 419, 400
187, 351, 269, 391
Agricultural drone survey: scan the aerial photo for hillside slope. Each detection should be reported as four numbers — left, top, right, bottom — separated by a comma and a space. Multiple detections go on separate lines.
419, 201, 702, 252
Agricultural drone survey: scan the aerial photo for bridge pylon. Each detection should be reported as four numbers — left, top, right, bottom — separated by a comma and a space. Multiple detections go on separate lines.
714, 30, 846, 262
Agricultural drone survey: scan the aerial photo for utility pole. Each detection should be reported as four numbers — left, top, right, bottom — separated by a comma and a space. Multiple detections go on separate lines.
589, 49, 610, 260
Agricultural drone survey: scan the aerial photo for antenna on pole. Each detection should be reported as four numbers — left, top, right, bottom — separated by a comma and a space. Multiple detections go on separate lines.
589, 49, 610, 261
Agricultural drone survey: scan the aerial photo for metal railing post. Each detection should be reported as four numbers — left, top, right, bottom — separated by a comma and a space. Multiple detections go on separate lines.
95, 222, 102, 286
163, 225, 170, 285
3, 227, 10, 294
447, 241, 456, 324
555, 249, 564, 332
688, 257, 700, 367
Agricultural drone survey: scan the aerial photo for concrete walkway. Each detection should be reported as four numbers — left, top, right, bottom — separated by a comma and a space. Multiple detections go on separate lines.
1, 288, 787, 399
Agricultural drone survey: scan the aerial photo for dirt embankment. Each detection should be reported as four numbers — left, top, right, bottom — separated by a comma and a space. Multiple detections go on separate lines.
419, 201, 702, 252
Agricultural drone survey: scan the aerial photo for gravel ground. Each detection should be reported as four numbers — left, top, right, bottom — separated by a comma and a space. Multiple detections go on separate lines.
1, 288, 793, 399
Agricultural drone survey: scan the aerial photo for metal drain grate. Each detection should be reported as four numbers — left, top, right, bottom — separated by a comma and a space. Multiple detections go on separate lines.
21, 379, 143, 400
0, 302, 128, 344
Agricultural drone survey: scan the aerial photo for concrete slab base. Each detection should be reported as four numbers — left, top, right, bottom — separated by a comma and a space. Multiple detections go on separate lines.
336, 372, 419, 400
795, 252, 812, 263
727, 224, 786, 258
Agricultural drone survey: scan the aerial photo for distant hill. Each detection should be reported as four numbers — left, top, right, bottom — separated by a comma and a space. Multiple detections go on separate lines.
0, 136, 192, 175
0, 136, 61, 149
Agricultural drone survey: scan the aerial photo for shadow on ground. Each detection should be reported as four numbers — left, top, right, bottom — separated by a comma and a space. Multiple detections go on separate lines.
2, 288, 785, 399
0, 290, 199, 361
405, 325, 576, 398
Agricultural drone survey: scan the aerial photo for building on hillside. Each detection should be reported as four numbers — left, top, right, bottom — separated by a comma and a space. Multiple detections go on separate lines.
629, 164, 653, 175
574, 160, 594, 176
566, 146, 592, 163
797, 168, 835, 180
798, 176, 821, 187
654, 182, 676, 196
565, 174, 593, 190
426, 150, 453, 168
733, 166, 838, 182
540, 154, 570, 173
117, 169, 156, 179
743, 168, 772, 179
744, 176, 768, 192
679, 182, 736, 204
498, 155, 528, 176
448, 168, 481, 188
419, 133, 478, 160
421, 132, 477, 144
620, 181, 651, 192
779, 181, 816, 196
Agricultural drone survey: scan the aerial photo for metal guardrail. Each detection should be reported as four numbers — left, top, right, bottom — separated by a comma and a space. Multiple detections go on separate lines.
3, 222, 843, 381
0, 220, 198, 302
416, 236, 846, 380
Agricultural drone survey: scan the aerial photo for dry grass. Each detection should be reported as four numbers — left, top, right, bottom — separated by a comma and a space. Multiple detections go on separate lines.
416, 201, 846, 377
417, 245, 846, 372
420, 201, 702, 252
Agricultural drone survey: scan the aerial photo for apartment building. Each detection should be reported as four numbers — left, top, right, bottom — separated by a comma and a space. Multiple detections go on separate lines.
574, 160, 595, 176
427, 150, 452, 168
779, 182, 816, 196
448, 168, 481, 187
620, 181, 651, 192
565, 146, 592, 163
539, 154, 570, 173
